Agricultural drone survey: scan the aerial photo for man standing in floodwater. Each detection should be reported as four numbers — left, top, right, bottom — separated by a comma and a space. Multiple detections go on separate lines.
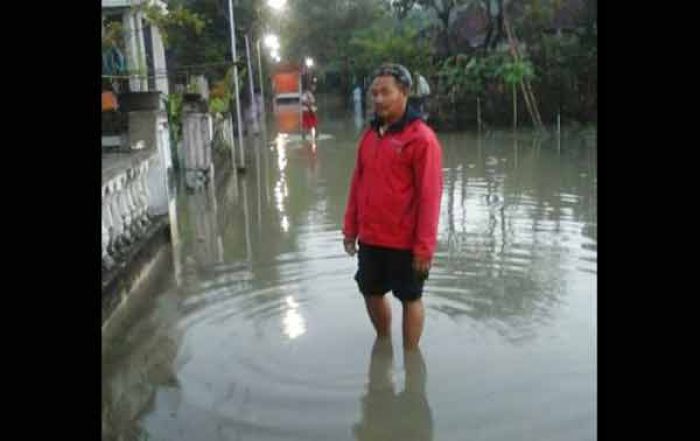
342, 63, 443, 350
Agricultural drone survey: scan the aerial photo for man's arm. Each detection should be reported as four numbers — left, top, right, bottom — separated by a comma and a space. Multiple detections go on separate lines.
412, 131, 443, 270
343, 140, 364, 255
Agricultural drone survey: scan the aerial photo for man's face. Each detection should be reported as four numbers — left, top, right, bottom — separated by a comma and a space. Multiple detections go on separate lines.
370, 75, 407, 122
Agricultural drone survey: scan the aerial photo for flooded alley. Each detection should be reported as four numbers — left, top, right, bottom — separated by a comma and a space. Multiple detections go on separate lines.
102, 102, 597, 441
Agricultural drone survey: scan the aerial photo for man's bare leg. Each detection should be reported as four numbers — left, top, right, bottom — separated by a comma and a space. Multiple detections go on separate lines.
402, 299, 425, 350
364, 295, 391, 338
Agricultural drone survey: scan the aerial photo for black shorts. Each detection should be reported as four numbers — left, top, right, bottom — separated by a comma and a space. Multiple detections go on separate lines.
354, 241, 427, 302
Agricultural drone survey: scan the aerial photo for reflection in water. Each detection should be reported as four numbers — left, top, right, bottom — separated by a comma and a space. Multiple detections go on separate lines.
274, 133, 290, 233
275, 106, 301, 134
432, 131, 596, 343
168, 187, 183, 287
182, 181, 224, 273
353, 339, 433, 441
282, 295, 306, 339
102, 286, 182, 441
299, 139, 321, 180
241, 178, 253, 265
254, 136, 264, 233
193, 181, 224, 266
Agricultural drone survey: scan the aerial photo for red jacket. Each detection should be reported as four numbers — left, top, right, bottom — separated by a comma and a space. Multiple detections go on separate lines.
343, 109, 443, 261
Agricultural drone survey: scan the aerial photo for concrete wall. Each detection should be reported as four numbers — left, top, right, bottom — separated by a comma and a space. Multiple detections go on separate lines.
181, 99, 214, 189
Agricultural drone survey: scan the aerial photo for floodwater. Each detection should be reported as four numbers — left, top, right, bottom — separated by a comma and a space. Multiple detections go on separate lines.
102, 103, 597, 441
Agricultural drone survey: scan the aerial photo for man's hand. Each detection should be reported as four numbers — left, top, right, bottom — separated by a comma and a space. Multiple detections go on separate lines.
343, 237, 358, 256
413, 256, 431, 279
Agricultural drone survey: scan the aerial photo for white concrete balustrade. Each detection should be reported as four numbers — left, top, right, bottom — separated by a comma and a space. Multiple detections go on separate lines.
102, 155, 166, 271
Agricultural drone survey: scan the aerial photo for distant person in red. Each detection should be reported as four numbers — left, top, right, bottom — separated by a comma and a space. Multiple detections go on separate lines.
302, 82, 318, 140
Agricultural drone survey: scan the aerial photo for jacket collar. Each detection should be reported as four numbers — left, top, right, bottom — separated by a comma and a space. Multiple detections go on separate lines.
370, 105, 422, 135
